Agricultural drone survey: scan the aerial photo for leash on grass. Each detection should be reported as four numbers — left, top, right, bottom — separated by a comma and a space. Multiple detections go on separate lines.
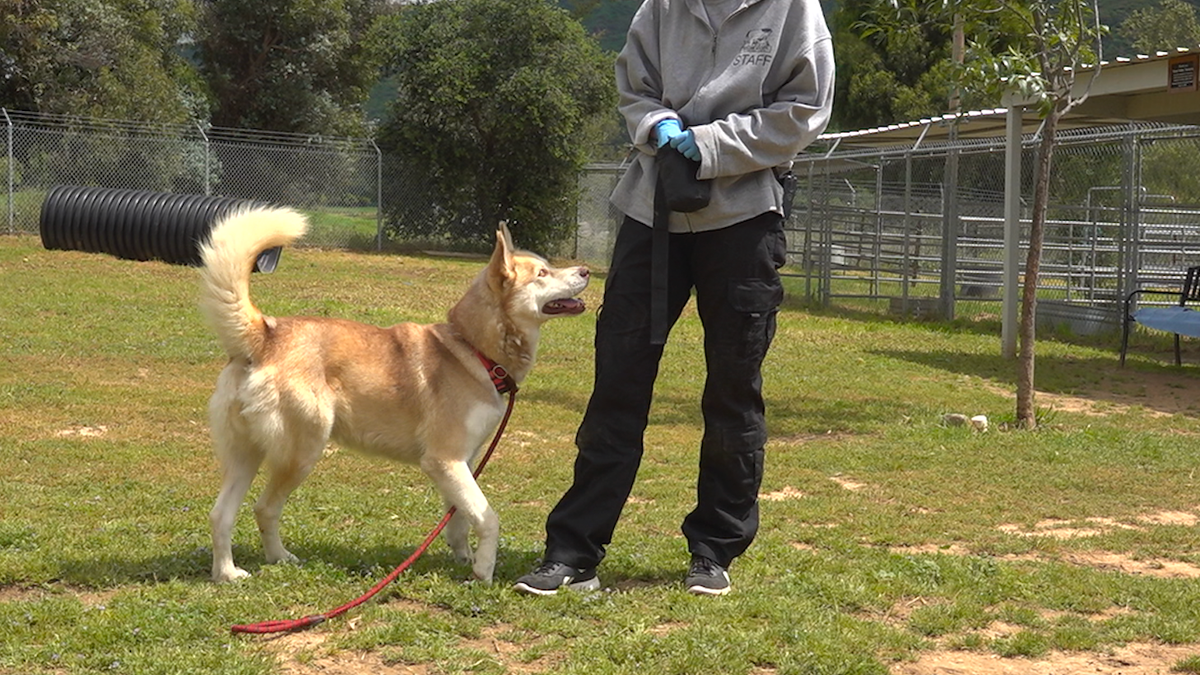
230, 356, 517, 635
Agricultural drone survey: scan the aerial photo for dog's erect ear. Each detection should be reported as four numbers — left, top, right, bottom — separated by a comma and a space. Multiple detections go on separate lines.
487, 221, 516, 289
497, 221, 516, 253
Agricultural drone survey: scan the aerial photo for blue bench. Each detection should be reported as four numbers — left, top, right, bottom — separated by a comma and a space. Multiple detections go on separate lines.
1120, 266, 1200, 366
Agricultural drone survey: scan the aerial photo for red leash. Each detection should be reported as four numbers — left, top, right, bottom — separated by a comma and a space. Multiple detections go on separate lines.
231, 356, 517, 635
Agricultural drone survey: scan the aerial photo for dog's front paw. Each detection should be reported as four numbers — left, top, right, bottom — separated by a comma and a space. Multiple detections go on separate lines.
471, 562, 495, 584
453, 549, 475, 566
214, 566, 251, 583
265, 550, 300, 566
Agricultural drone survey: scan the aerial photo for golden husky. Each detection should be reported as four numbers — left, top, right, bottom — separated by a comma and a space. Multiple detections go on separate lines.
198, 207, 589, 583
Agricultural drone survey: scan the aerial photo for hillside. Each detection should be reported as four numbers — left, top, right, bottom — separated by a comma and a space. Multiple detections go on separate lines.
560, 0, 1200, 56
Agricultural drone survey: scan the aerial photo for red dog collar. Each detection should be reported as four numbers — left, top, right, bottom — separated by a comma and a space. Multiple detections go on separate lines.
475, 351, 518, 394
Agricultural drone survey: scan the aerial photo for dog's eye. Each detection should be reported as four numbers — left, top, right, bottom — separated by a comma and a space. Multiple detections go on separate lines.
537, 268, 548, 277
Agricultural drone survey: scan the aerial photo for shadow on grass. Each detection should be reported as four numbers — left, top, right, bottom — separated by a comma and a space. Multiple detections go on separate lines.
781, 292, 1130, 351
49, 543, 687, 596
49, 542, 533, 588
871, 347, 1200, 419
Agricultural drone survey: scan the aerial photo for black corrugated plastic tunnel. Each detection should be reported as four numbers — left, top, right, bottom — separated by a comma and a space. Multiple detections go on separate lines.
39, 185, 283, 273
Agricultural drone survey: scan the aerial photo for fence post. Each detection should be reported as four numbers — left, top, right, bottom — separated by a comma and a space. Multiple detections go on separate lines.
372, 139, 383, 252
800, 161, 815, 299
196, 122, 211, 196
1002, 105, 1023, 359
940, 120, 961, 320
3, 108, 12, 234
1117, 128, 1140, 303
902, 149, 913, 308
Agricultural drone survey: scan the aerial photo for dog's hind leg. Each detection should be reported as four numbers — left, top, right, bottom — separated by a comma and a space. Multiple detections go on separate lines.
423, 458, 498, 583
209, 379, 265, 583
210, 447, 264, 582
253, 435, 326, 566
211, 365, 267, 581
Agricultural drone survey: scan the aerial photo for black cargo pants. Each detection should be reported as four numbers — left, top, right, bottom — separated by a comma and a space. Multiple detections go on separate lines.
543, 211, 785, 569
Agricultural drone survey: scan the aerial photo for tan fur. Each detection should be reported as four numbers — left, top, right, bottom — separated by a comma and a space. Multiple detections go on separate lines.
199, 207, 589, 583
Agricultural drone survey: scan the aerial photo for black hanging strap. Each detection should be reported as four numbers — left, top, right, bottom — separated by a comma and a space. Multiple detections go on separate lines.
650, 179, 671, 346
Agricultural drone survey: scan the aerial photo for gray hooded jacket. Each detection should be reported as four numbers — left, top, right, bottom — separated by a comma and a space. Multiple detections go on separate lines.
610, 0, 835, 233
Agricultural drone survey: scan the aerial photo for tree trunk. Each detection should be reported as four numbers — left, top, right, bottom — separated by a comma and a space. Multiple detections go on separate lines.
1016, 110, 1061, 429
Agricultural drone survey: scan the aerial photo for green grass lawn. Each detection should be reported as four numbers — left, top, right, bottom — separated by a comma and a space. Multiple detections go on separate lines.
1, 234, 1199, 674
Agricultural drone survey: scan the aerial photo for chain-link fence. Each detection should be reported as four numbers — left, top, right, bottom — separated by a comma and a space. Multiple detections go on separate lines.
0, 108, 628, 265
1, 109, 388, 249
788, 122, 1200, 334
10, 108, 1200, 333
574, 162, 625, 265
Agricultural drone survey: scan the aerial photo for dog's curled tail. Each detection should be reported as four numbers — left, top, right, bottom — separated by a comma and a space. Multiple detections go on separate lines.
198, 206, 308, 360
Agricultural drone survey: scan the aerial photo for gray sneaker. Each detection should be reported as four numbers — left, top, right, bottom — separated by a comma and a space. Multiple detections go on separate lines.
684, 556, 731, 596
513, 560, 600, 596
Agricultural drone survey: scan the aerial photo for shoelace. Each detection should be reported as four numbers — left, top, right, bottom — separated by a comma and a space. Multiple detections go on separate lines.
689, 557, 720, 576
535, 561, 569, 576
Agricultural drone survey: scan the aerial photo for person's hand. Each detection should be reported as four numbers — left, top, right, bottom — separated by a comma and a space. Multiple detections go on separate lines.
653, 119, 684, 148
669, 129, 701, 161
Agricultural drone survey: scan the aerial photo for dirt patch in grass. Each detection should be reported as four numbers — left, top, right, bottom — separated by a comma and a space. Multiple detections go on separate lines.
830, 475, 869, 491
890, 642, 1200, 675
270, 626, 428, 675
267, 602, 559, 675
1061, 551, 1200, 579
761, 486, 807, 501
458, 624, 563, 674
0, 584, 119, 607
982, 369, 1200, 418
996, 517, 1143, 540
1138, 510, 1200, 527
279, 649, 427, 675
53, 425, 108, 438
892, 537, 1200, 580
271, 626, 559, 675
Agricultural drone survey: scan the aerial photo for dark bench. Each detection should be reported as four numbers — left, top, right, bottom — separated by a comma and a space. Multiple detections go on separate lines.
1120, 266, 1200, 366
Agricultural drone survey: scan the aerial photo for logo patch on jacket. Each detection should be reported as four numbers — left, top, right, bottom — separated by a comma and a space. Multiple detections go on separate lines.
733, 28, 774, 67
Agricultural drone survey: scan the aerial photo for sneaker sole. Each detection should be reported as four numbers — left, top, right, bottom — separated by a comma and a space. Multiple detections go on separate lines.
686, 583, 731, 596
513, 577, 601, 596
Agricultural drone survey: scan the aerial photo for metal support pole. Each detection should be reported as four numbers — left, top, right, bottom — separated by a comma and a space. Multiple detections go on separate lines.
902, 150, 913, 309
804, 162, 815, 299
1002, 106, 1023, 358
1118, 129, 1139, 303
4, 108, 13, 234
372, 139, 383, 252
941, 121, 960, 320
873, 162, 883, 295
195, 122, 211, 196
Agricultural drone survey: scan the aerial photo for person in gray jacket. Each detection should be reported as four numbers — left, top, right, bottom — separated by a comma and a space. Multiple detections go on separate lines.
515, 0, 834, 596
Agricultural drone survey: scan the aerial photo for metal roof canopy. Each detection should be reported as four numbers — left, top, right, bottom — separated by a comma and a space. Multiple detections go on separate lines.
813, 48, 1200, 357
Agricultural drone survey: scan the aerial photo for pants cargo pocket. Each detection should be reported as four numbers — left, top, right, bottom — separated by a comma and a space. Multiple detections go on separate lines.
726, 278, 783, 360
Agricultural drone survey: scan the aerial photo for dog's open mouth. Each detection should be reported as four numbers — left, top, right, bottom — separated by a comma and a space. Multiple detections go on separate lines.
543, 298, 586, 315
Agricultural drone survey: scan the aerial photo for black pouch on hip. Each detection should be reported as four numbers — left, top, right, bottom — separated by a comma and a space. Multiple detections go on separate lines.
778, 171, 798, 220
655, 146, 711, 213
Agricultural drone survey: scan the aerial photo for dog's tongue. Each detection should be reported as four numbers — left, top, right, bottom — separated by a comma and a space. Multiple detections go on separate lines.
544, 298, 586, 315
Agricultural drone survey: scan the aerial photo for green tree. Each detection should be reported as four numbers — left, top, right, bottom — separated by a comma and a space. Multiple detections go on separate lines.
959, 0, 1105, 429
836, 0, 1027, 131
374, 0, 614, 254
0, 0, 202, 122
1116, 0, 1200, 54
559, 0, 641, 53
196, 0, 386, 136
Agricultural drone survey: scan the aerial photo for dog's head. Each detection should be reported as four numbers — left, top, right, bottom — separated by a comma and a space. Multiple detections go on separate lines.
486, 222, 589, 325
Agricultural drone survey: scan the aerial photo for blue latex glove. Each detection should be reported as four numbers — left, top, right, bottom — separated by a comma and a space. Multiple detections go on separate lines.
653, 119, 684, 148
669, 129, 701, 162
